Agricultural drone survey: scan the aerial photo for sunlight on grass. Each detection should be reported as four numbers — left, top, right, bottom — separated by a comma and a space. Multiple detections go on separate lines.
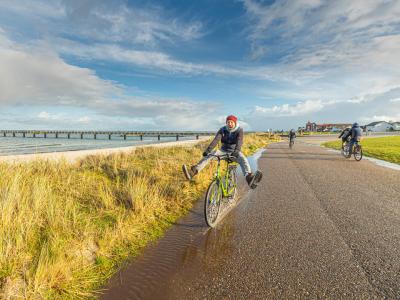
0, 133, 278, 299
323, 136, 400, 164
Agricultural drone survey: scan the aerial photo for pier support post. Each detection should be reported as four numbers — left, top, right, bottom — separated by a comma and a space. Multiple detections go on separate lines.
94, 133, 97, 140
176, 135, 179, 141
109, 134, 111, 140
3, 132, 5, 137
23, 132, 26, 138
124, 134, 126, 140
67, 133, 70, 139
44, 133, 47, 138
196, 135, 199, 140
13, 132, 15, 137
81, 133, 83, 139
33, 133, 36, 138
158, 135, 161, 141
55, 133, 58, 138
140, 135, 143, 141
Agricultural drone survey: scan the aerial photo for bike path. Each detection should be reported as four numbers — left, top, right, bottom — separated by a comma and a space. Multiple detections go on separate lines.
103, 142, 400, 299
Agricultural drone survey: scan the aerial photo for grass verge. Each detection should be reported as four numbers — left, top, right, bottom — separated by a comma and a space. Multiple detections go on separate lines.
323, 136, 400, 164
0, 133, 278, 299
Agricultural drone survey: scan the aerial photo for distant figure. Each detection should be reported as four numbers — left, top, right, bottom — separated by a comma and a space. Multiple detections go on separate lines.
348, 123, 362, 154
289, 129, 296, 144
338, 127, 352, 146
182, 115, 262, 188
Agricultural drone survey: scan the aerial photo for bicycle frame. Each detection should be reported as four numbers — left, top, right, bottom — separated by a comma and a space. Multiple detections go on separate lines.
212, 155, 237, 198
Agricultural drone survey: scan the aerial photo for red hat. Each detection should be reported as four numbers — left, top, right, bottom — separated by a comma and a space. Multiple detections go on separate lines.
226, 115, 238, 124
226, 115, 237, 124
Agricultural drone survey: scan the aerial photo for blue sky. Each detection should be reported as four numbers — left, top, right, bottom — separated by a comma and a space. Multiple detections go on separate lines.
0, 0, 399, 130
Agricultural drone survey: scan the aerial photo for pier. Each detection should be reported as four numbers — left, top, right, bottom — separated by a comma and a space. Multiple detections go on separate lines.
0, 130, 214, 141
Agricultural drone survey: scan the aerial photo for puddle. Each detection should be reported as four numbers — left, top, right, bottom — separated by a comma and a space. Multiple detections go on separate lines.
101, 150, 264, 300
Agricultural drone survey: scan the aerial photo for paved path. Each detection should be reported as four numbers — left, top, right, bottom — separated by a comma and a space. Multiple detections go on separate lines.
103, 141, 400, 299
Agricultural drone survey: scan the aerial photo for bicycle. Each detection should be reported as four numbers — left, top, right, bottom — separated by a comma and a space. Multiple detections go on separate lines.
342, 142, 363, 161
204, 154, 238, 227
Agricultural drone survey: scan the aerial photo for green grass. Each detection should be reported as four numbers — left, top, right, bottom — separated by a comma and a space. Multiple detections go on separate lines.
0, 133, 277, 299
323, 136, 400, 164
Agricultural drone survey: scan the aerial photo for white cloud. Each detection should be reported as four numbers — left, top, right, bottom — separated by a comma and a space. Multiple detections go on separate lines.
78, 116, 90, 124
0, 31, 120, 106
0, 0, 203, 45
38, 111, 60, 120
251, 99, 329, 117
0, 30, 224, 130
240, 0, 400, 97
246, 86, 400, 129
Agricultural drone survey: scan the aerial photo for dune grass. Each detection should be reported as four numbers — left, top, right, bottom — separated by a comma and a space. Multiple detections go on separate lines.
323, 136, 400, 164
0, 133, 277, 299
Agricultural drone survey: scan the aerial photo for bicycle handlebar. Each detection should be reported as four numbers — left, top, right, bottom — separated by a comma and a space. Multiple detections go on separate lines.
208, 153, 236, 161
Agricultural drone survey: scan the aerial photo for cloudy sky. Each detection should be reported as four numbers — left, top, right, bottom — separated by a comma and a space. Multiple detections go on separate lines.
0, 0, 399, 130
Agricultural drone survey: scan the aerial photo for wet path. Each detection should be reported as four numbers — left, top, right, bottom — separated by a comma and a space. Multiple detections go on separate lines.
102, 142, 400, 299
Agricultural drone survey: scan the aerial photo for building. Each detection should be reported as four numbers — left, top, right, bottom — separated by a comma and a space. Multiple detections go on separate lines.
305, 121, 317, 132
391, 122, 400, 131
305, 121, 351, 132
366, 121, 393, 132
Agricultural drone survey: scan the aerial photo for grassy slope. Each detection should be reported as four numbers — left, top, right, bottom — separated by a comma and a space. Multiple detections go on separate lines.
323, 136, 400, 164
0, 133, 278, 299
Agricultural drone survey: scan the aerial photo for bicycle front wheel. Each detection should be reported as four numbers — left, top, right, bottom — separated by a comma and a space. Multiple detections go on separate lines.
354, 146, 363, 161
204, 180, 222, 227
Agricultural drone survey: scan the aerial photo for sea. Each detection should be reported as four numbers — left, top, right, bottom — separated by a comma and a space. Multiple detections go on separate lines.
0, 134, 194, 156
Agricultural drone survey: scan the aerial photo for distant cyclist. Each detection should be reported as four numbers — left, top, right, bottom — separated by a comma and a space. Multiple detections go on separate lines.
182, 115, 262, 188
338, 127, 351, 146
348, 123, 362, 154
289, 129, 296, 146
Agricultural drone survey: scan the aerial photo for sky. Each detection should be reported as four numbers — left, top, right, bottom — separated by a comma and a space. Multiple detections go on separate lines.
0, 0, 399, 131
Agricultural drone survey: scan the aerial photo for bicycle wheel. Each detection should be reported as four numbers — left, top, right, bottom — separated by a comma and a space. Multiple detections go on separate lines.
204, 180, 222, 227
227, 166, 238, 200
342, 144, 351, 158
354, 145, 363, 161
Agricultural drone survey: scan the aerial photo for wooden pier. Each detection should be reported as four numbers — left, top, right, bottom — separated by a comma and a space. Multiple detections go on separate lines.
0, 130, 213, 141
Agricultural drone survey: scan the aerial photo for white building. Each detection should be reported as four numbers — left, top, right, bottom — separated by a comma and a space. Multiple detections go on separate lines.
366, 121, 393, 132
391, 122, 400, 131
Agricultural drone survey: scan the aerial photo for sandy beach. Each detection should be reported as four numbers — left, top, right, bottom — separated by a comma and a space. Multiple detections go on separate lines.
0, 138, 208, 164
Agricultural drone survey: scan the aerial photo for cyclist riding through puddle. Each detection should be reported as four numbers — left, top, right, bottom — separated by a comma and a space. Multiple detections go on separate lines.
182, 115, 262, 189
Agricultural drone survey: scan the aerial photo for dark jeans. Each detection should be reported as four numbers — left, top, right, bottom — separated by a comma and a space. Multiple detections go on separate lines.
348, 140, 359, 155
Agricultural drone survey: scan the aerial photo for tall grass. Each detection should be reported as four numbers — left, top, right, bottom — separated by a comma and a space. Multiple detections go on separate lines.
323, 136, 400, 164
0, 133, 276, 299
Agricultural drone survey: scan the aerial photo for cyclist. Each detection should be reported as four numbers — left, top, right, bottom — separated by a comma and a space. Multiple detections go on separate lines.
338, 127, 351, 147
288, 129, 296, 146
182, 115, 262, 188
348, 122, 362, 155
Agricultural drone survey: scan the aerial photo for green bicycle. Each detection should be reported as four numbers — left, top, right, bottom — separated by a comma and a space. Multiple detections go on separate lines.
204, 154, 238, 227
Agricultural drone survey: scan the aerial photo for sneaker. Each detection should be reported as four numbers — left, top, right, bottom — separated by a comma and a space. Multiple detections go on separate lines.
182, 165, 198, 180
246, 173, 254, 186
246, 171, 263, 189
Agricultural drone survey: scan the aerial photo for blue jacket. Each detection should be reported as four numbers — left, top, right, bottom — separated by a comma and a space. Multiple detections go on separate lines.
351, 125, 362, 141
206, 126, 244, 153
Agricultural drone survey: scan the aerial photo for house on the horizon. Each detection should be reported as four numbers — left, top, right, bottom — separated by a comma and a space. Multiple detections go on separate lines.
366, 121, 400, 132
305, 121, 351, 132
392, 122, 400, 131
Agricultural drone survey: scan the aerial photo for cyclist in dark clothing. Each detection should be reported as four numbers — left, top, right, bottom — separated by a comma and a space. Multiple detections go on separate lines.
289, 129, 296, 145
348, 123, 362, 154
338, 127, 351, 146
182, 115, 262, 188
